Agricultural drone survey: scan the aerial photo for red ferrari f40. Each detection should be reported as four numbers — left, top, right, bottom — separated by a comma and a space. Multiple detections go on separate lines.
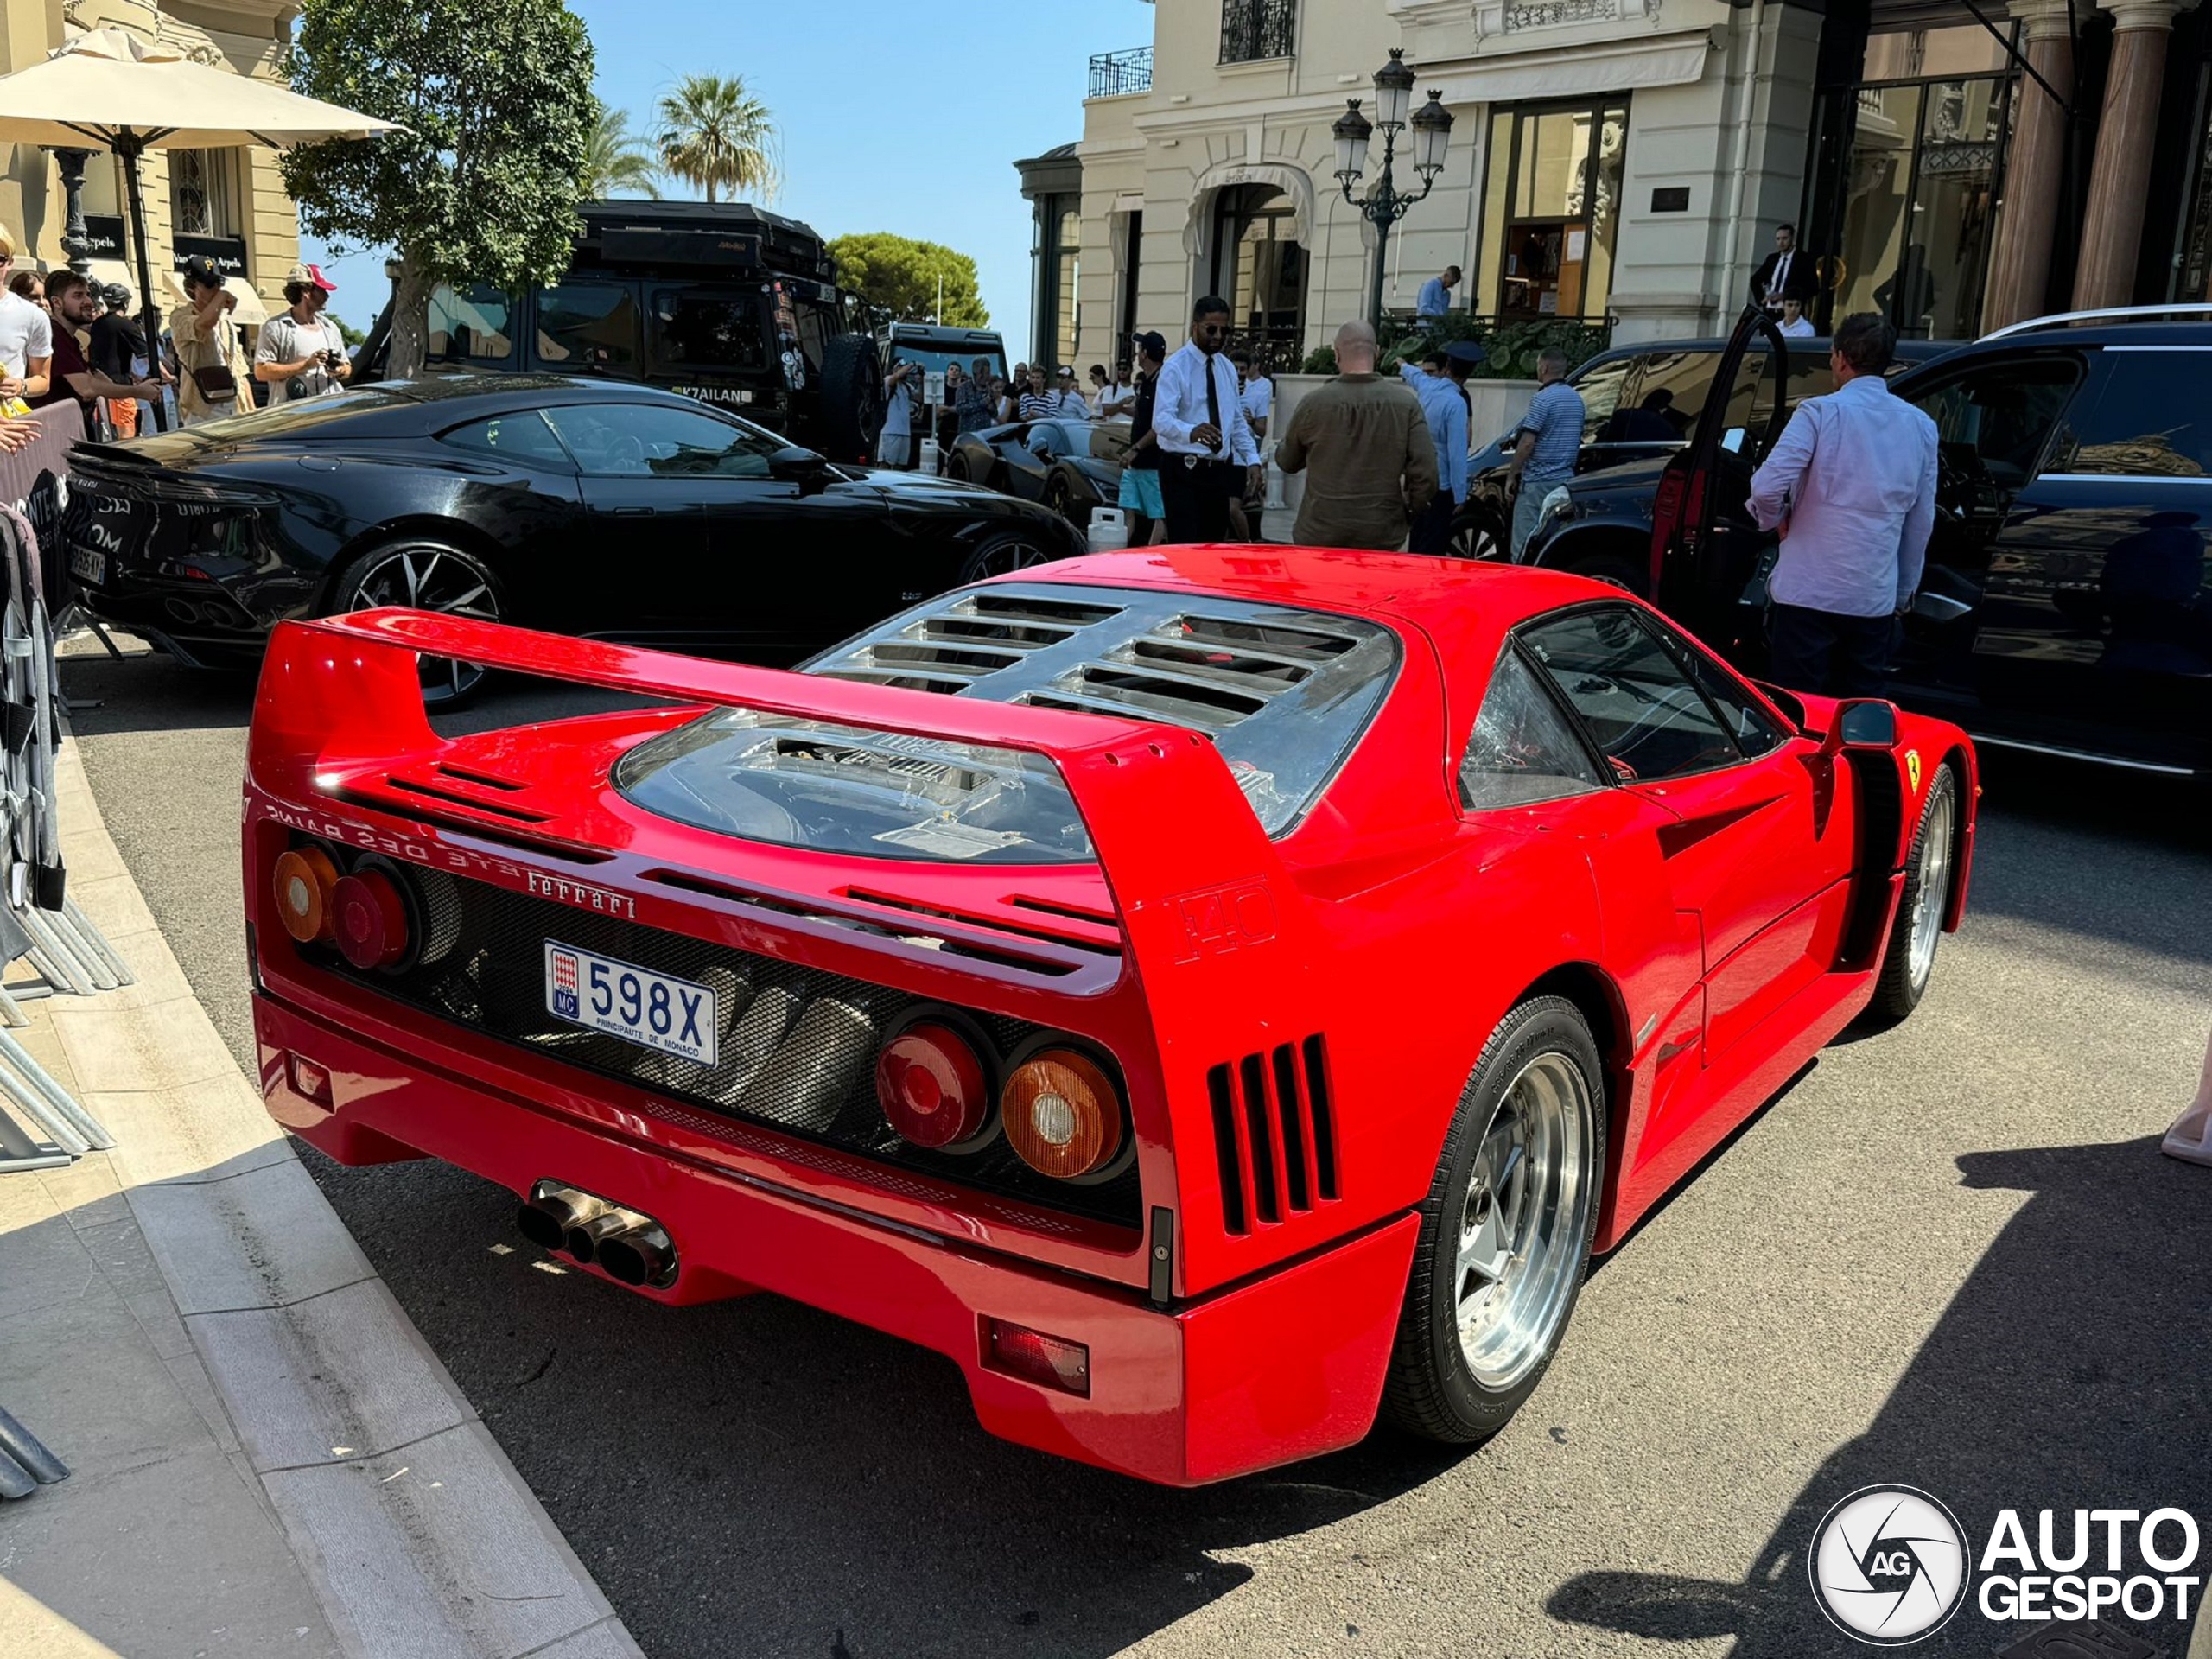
244, 549, 1974, 1485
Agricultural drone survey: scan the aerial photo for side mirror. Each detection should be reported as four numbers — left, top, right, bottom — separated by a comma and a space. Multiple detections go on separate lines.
769, 445, 831, 487
1821, 697, 1899, 755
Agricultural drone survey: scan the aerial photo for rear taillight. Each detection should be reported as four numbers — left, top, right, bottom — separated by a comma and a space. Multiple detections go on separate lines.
1650, 468, 1683, 584
982, 1318, 1090, 1396
876, 1020, 991, 1149
271, 846, 341, 944
1002, 1046, 1123, 1180
331, 868, 410, 969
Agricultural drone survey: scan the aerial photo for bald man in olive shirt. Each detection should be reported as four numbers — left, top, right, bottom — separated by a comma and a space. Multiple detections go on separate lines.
1277, 321, 1439, 550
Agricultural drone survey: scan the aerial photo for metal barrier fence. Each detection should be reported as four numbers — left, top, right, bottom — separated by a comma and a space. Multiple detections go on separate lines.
0, 404, 126, 1175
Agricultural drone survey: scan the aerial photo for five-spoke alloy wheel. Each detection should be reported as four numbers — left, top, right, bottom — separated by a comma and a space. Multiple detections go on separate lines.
331, 538, 504, 709
1385, 995, 1605, 1442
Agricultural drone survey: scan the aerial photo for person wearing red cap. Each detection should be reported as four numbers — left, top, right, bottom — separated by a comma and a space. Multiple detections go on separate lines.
255, 262, 352, 404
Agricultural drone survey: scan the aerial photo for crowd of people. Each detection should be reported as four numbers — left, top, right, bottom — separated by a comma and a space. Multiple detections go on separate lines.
0, 225, 354, 453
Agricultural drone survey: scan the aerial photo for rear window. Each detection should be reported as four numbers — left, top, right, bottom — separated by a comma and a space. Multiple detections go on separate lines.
614, 585, 1402, 863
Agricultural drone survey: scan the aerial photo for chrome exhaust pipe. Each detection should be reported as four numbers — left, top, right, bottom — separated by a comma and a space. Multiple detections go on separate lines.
521, 1180, 677, 1287
519, 1182, 613, 1253
596, 1223, 676, 1288
563, 1211, 629, 1265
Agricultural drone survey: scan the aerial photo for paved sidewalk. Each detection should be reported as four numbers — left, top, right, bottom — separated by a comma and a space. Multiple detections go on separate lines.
0, 731, 641, 1658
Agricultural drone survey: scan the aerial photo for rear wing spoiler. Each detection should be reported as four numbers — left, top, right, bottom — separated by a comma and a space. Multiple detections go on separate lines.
248, 605, 1315, 978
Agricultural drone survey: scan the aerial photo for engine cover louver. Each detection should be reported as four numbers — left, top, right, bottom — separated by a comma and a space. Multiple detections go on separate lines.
1206, 1033, 1338, 1235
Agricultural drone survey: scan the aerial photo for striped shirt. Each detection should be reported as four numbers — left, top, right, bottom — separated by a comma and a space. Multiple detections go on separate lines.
1516, 381, 1586, 485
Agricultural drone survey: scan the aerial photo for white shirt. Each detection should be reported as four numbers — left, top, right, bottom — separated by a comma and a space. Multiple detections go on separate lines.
1239, 376, 1274, 433
1779, 315, 1816, 339
880, 372, 915, 438
1152, 341, 1259, 465
256, 312, 346, 403
0, 290, 54, 379
1747, 373, 1938, 619
1098, 378, 1134, 416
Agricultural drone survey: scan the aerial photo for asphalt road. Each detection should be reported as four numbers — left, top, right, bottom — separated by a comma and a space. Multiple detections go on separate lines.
60, 636, 2212, 1659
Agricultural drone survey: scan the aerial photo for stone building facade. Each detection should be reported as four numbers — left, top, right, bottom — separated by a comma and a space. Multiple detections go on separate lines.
0, 0, 303, 316
1020, 0, 2212, 369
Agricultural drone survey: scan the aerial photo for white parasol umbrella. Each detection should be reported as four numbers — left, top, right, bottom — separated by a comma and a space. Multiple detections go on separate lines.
0, 28, 401, 423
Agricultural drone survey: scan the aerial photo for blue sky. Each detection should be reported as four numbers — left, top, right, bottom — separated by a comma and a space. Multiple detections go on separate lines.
305, 0, 1158, 351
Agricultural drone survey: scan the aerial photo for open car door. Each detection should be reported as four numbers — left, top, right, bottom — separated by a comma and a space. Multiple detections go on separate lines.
1650, 306, 1790, 652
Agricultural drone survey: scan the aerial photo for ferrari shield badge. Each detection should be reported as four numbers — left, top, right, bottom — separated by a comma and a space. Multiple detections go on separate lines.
1905, 749, 1923, 792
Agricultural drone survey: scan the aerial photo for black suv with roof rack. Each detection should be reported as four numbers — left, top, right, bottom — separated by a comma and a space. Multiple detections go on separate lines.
1515, 304, 2212, 779
359, 200, 885, 462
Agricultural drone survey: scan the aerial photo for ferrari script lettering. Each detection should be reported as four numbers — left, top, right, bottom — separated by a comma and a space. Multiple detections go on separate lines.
527, 871, 637, 920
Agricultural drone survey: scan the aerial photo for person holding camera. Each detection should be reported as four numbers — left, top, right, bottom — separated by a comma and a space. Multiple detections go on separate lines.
169, 256, 255, 424
255, 263, 352, 406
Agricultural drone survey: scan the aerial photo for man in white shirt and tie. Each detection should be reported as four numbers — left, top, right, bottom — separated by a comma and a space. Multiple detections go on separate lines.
1150, 296, 1262, 543
1752, 224, 1814, 315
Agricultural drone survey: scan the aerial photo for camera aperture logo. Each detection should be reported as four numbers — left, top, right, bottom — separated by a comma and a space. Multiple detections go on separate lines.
1809, 1485, 1972, 1645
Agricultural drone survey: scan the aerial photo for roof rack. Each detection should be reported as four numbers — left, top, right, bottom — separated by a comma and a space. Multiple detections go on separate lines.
1980, 303, 2212, 340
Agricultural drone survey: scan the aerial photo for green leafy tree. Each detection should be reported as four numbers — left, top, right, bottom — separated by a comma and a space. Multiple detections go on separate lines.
654, 74, 779, 203
283, 0, 596, 378
828, 232, 989, 329
585, 102, 660, 200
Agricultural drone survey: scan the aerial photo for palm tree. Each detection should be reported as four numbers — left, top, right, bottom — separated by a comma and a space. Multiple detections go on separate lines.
584, 102, 660, 200
653, 74, 780, 204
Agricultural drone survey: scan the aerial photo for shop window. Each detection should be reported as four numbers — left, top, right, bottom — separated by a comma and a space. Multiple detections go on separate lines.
1475, 99, 1629, 322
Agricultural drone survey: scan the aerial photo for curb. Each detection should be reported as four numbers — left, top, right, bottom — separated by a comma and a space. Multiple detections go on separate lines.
44, 730, 645, 1659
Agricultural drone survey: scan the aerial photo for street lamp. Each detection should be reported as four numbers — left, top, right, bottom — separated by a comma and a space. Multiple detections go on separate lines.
1333, 49, 1455, 333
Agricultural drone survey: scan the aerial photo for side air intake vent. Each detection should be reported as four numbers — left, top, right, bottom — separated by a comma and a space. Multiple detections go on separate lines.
1207, 1033, 1338, 1235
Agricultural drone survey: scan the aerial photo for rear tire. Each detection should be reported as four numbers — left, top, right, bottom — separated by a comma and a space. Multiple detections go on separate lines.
945, 449, 972, 483
1868, 763, 1958, 1025
327, 537, 503, 709
1382, 996, 1605, 1444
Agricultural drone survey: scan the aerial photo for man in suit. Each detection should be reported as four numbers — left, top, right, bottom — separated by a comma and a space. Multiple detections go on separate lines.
1751, 223, 1816, 315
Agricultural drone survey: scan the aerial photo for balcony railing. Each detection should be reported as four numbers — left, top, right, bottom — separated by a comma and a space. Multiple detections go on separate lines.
1221, 0, 1296, 64
1088, 46, 1154, 99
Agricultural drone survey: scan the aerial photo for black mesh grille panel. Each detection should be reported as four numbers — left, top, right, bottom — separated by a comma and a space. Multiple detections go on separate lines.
305, 855, 1141, 1229
1206, 1034, 1338, 1236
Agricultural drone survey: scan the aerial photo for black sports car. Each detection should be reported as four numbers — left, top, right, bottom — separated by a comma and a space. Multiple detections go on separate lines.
63, 375, 1084, 702
945, 416, 1128, 528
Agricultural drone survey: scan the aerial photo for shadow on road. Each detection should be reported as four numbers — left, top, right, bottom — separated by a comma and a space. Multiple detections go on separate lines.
302, 1142, 1468, 1659
1548, 1135, 2212, 1656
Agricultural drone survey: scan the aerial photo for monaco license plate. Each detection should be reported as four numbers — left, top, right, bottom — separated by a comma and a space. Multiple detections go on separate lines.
544, 941, 718, 1066
68, 546, 105, 587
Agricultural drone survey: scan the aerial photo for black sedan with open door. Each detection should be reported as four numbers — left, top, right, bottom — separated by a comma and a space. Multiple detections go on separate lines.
62, 375, 1084, 703
1516, 305, 2212, 778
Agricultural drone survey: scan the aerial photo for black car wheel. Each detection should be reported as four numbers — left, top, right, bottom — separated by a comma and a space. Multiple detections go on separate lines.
946, 449, 972, 483
1450, 506, 1507, 561
331, 538, 504, 709
1044, 474, 1082, 528
957, 530, 1056, 583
